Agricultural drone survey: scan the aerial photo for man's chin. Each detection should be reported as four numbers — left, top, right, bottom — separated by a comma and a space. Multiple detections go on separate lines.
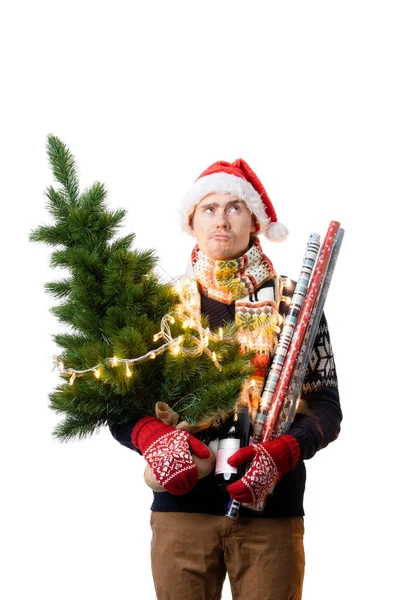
207, 242, 239, 260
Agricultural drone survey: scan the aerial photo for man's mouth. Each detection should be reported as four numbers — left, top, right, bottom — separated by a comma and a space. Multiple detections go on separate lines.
211, 234, 231, 241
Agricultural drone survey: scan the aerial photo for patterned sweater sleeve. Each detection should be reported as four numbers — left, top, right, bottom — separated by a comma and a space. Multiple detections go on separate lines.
287, 311, 342, 461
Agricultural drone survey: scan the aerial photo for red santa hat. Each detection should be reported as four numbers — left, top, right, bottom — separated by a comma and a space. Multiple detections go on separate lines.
180, 158, 288, 242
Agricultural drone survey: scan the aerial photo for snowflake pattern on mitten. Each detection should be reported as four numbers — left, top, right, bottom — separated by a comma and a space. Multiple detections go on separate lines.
230, 445, 280, 505
143, 430, 197, 491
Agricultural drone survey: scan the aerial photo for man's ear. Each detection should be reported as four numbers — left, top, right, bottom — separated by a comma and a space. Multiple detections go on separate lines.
251, 214, 260, 234
187, 214, 195, 236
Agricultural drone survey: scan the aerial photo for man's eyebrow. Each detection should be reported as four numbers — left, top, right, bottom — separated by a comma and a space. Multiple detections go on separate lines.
199, 202, 218, 210
200, 199, 243, 210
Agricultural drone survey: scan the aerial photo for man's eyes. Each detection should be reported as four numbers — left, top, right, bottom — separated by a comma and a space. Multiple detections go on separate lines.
203, 205, 240, 213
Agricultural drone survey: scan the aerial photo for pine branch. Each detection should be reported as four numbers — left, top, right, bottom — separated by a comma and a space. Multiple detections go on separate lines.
46, 134, 80, 204
49, 248, 73, 270
29, 223, 72, 247
53, 415, 104, 442
108, 232, 136, 254
52, 332, 88, 352
44, 186, 70, 221
45, 279, 72, 299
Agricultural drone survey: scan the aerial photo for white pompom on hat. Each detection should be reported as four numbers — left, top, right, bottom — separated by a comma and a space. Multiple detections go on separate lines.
179, 158, 288, 242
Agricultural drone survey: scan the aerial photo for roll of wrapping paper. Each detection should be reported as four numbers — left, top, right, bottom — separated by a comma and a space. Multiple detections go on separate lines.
259, 220, 341, 444
252, 232, 321, 442
279, 227, 345, 434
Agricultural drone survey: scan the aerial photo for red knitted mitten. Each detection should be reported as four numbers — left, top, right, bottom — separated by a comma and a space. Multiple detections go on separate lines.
132, 417, 210, 495
226, 434, 300, 505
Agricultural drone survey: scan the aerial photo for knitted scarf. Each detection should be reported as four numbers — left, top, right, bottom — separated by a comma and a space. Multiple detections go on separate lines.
191, 238, 275, 304
191, 239, 283, 420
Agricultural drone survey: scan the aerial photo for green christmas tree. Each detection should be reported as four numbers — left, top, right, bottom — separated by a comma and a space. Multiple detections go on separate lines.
30, 135, 253, 442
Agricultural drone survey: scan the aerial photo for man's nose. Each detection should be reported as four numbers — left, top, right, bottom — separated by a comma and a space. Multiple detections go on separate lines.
215, 210, 230, 228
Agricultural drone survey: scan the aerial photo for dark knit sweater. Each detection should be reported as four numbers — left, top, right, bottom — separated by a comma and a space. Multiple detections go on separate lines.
109, 278, 342, 518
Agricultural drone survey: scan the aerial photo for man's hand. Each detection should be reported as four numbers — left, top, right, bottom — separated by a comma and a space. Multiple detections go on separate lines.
132, 417, 211, 495
226, 434, 300, 505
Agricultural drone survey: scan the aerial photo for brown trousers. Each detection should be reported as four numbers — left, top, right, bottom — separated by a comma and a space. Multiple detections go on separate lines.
150, 512, 305, 600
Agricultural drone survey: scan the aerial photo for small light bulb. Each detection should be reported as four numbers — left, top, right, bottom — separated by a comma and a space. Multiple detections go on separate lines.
94, 369, 100, 379
126, 364, 132, 377
58, 361, 64, 371
219, 328, 223, 340
150, 352, 156, 359
111, 356, 118, 367
69, 373, 76, 385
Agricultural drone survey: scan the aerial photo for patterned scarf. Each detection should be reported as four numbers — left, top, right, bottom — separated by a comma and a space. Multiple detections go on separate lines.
191, 238, 275, 304
191, 239, 283, 421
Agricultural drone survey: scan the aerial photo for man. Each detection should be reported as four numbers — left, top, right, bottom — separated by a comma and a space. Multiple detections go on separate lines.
110, 159, 342, 600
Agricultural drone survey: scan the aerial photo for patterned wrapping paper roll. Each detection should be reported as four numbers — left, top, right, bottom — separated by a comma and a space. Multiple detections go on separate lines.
252, 232, 321, 442
279, 227, 345, 434
259, 220, 341, 444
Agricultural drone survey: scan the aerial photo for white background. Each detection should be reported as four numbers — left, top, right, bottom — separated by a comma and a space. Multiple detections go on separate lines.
1, 1, 399, 598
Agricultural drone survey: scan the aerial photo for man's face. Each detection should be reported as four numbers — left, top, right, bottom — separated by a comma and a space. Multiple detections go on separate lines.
190, 193, 257, 260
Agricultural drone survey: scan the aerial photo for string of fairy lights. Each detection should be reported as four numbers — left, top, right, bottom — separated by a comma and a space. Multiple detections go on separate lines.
53, 276, 293, 386
53, 277, 234, 385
